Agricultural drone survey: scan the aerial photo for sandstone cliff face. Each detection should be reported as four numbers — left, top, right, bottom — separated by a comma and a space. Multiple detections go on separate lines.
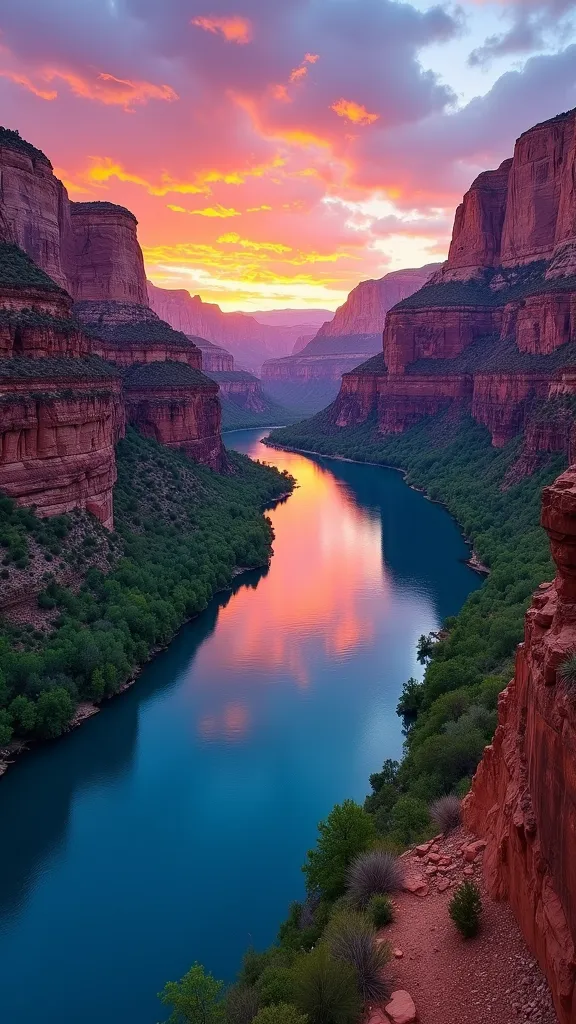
68, 202, 148, 305
76, 301, 202, 370
327, 108, 576, 452
314, 266, 440, 339
192, 336, 234, 373
262, 352, 371, 382
123, 362, 227, 472
0, 366, 124, 528
211, 371, 267, 412
465, 468, 576, 1024
0, 129, 71, 289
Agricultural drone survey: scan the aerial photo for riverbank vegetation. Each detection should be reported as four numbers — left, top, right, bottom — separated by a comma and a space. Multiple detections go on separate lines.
0, 428, 292, 747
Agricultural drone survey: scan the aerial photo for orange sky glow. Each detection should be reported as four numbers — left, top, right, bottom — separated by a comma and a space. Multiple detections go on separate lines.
2, 1, 576, 310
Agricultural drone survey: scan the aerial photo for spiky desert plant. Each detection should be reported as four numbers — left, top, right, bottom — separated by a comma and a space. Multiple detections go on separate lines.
293, 945, 361, 1024
346, 849, 403, 909
252, 1004, 309, 1024
325, 910, 391, 1004
367, 894, 394, 929
449, 880, 482, 938
430, 794, 462, 834
559, 654, 576, 695
224, 983, 260, 1024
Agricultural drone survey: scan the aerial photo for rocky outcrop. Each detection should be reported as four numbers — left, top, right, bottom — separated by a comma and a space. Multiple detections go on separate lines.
123, 362, 227, 471
465, 467, 576, 1024
75, 301, 202, 369
0, 128, 71, 289
262, 351, 374, 383
68, 202, 148, 305
325, 108, 576, 454
209, 370, 266, 412
192, 336, 234, 373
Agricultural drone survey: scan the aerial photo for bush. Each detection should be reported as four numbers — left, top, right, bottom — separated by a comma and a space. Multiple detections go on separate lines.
449, 881, 482, 938
224, 983, 260, 1024
293, 945, 361, 1024
252, 1005, 309, 1024
303, 800, 377, 901
558, 654, 576, 694
430, 794, 462, 834
325, 910, 391, 1003
346, 850, 403, 909
367, 895, 394, 929
257, 965, 295, 1006
158, 962, 225, 1023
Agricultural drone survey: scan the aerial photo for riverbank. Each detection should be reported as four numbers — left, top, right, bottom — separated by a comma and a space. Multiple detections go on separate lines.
0, 429, 294, 766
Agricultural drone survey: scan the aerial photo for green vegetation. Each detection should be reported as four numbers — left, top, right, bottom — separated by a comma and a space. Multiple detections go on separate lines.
252, 1006, 308, 1024
394, 260, 576, 311
0, 243, 62, 292
449, 880, 482, 938
159, 963, 225, 1024
83, 315, 195, 350
260, 380, 341, 418
302, 800, 378, 901
0, 428, 292, 748
558, 653, 576, 695
123, 360, 212, 389
0, 356, 121, 381
367, 894, 394, 928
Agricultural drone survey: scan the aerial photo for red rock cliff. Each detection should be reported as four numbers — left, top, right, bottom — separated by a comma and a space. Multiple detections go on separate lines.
314, 265, 440, 339
328, 108, 576, 452
68, 202, 148, 305
465, 466, 576, 1024
0, 128, 71, 290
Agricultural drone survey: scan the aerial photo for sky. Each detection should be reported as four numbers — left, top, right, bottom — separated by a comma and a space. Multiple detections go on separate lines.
2, 0, 576, 311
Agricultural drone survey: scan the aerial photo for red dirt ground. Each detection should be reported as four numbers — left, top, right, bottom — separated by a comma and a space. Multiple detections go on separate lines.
367, 827, 558, 1024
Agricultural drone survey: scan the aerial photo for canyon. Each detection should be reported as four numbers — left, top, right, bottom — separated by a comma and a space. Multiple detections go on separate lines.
323, 109, 576, 478
0, 127, 228, 528
260, 265, 439, 388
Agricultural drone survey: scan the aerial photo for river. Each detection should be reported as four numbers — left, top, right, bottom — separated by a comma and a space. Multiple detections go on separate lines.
0, 429, 481, 1024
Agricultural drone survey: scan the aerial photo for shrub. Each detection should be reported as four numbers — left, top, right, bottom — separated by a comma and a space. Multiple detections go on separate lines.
257, 965, 295, 1007
367, 895, 394, 929
430, 794, 462, 834
224, 983, 260, 1024
387, 796, 430, 847
449, 881, 482, 938
158, 962, 225, 1023
558, 654, 576, 694
325, 910, 391, 1003
303, 800, 377, 901
346, 850, 403, 909
293, 945, 361, 1024
252, 1005, 309, 1024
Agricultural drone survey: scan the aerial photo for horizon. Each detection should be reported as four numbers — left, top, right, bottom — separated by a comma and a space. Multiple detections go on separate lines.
2, 0, 576, 311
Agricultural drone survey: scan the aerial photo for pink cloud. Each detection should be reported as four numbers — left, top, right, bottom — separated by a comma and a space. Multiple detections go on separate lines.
191, 15, 253, 44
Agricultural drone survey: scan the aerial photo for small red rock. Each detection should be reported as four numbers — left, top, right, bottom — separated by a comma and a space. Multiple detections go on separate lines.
463, 866, 475, 876
463, 840, 487, 862
415, 842, 432, 857
427, 852, 441, 864
438, 878, 451, 892
385, 989, 417, 1024
393, 948, 404, 958
402, 875, 429, 897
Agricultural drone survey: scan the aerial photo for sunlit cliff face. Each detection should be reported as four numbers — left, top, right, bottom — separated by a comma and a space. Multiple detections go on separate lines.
2, 0, 576, 310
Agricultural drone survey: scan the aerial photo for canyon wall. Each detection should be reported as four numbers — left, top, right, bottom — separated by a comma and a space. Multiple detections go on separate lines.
465, 468, 576, 1024
0, 129, 231, 526
326, 108, 576, 462
261, 265, 440, 385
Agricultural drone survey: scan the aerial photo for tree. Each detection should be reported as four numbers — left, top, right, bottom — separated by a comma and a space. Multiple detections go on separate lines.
252, 1005, 308, 1024
158, 963, 225, 1024
34, 687, 73, 739
396, 678, 424, 728
416, 634, 436, 664
8, 694, 36, 734
0, 708, 12, 746
293, 946, 361, 1024
302, 800, 377, 900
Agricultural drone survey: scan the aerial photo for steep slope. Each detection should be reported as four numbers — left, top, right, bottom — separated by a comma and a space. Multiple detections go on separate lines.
261, 264, 439, 387
147, 282, 293, 371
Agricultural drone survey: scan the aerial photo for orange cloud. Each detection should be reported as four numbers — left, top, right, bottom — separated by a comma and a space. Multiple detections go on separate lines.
304, 53, 320, 64
218, 232, 291, 252
0, 63, 177, 110
289, 65, 308, 83
191, 15, 252, 44
0, 69, 56, 100
83, 157, 208, 195
331, 98, 380, 125
189, 205, 242, 218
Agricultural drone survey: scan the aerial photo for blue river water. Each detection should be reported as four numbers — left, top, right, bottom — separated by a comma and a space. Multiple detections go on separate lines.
0, 429, 481, 1024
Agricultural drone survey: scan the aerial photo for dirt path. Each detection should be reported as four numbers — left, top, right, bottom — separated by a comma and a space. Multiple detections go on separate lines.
368, 827, 558, 1024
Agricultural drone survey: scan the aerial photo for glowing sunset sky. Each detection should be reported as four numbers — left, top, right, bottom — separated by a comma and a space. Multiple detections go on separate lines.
2, 0, 576, 310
